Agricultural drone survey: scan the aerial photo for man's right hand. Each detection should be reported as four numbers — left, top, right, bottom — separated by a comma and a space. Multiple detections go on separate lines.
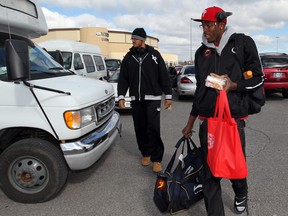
182, 125, 193, 138
182, 115, 197, 137
119, 99, 126, 109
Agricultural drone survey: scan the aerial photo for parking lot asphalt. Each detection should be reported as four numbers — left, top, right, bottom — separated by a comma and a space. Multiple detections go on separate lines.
0, 92, 287, 216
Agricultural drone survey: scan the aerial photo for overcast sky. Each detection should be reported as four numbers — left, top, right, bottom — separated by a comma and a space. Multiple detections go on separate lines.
38, 0, 288, 61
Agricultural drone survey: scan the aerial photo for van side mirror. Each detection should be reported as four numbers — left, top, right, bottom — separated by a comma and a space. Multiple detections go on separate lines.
74, 62, 84, 70
5, 39, 30, 81
55, 50, 64, 66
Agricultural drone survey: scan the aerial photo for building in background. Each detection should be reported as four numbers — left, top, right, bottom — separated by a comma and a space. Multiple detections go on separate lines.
33, 27, 179, 66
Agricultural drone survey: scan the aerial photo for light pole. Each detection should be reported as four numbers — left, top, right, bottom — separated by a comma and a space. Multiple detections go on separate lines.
190, 18, 193, 63
276, 36, 279, 53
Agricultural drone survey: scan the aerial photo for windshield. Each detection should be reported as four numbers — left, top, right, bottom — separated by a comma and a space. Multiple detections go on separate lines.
105, 59, 121, 68
261, 57, 288, 68
0, 33, 73, 81
108, 71, 120, 83
183, 66, 195, 75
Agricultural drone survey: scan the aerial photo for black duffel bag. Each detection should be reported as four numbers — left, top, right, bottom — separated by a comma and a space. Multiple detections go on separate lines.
153, 136, 204, 214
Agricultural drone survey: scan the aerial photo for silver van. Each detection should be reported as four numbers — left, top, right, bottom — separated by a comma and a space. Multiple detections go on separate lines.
40, 40, 108, 80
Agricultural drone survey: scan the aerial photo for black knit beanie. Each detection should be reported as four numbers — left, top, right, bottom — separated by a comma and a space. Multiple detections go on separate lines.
131, 28, 146, 41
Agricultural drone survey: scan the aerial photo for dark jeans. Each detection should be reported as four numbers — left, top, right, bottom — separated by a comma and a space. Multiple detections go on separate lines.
131, 100, 164, 162
199, 119, 248, 216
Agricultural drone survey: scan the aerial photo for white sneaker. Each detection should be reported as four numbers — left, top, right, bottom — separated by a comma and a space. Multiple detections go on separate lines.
234, 196, 247, 214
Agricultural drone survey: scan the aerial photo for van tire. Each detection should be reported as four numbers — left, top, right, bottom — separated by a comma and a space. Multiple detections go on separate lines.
0, 138, 68, 203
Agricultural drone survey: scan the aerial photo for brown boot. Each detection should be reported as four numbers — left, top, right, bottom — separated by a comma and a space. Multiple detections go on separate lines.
153, 162, 162, 173
141, 156, 151, 166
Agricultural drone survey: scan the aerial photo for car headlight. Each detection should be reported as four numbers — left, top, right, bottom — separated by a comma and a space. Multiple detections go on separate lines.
64, 106, 96, 129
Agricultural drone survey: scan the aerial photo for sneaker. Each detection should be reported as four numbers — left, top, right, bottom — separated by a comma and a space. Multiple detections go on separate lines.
153, 162, 162, 173
234, 196, 247, 214
141, 156, 151, 166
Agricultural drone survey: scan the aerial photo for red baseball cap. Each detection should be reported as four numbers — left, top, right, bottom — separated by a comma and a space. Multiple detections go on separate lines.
192, 6, 231, 23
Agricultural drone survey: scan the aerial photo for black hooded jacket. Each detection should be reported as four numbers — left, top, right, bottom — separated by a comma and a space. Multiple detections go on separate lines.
191, 31, 264, 119
118, 45, 172, 101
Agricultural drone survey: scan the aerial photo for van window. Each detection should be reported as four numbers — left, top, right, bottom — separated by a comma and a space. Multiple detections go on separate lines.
74, 53, 84, 70
0, 35, 71, 81
61, 52, 72, 69
93, 55, 105, 71
83, 55, 95, 73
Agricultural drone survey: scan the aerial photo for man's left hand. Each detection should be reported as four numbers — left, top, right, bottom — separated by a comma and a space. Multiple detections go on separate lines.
222, 74, 237, 92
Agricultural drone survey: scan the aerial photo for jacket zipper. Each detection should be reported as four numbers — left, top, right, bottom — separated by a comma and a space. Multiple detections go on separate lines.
132, 53, 149, 100
138, 57, 142, 100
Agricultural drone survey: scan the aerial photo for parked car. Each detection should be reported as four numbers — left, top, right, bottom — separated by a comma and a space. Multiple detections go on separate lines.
105, 58, 121, 77
175, 65, 196, 100
260, 53, 288, 98
107, 69, 132, 109
175, 65, 183, 74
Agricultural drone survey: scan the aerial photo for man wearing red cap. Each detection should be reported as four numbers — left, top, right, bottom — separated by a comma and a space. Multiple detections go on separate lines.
182, 6, 264, 215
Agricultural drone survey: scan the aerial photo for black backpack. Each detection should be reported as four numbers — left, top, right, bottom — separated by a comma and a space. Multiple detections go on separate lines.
234, 33, 265, 115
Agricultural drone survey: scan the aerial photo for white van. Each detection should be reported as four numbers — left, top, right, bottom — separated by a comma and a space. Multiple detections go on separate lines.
39, 40, 108, 80
0, 0, 121, 203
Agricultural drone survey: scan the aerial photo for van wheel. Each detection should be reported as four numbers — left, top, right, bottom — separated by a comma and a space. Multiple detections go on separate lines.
0, 138, 68, 203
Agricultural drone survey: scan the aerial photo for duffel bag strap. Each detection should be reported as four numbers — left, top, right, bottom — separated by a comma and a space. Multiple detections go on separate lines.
165, 136, 186, 172
166, 136, 201, 173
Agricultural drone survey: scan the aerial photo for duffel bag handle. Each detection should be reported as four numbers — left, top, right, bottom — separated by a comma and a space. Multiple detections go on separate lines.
165, 136, 199, 173
175, 136, 197, 149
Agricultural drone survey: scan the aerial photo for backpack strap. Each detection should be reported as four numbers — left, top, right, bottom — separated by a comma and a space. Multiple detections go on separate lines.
233, 33, 265, 114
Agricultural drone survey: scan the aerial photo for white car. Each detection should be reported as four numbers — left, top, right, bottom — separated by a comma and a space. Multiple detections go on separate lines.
108, 69, 132, 109
175, 65, 197, 100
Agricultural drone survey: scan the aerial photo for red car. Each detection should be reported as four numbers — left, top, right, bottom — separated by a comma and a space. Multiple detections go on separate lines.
260, 53, 288, 98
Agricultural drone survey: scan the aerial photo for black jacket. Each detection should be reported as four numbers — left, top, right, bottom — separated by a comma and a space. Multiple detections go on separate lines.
118, 45, 172, 101
191, 31, 264, 119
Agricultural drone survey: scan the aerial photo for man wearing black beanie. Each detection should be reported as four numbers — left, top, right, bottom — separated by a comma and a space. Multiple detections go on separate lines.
118, 27, 172, 173
131, 28, 147, 41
